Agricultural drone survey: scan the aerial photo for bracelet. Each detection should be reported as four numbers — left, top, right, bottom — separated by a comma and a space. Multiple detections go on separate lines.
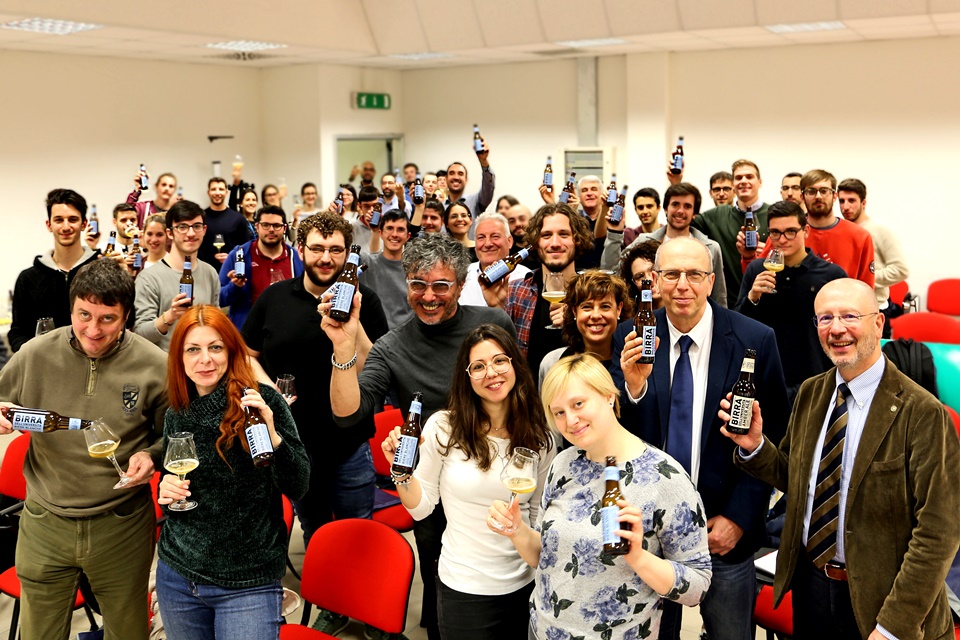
391, 471, 413, 485
331, 351, 358, 370
161, 314, 174, 327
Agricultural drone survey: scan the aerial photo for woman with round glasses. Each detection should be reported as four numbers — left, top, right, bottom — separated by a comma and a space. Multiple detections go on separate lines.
444, 200, 477, 262
381, 324, 555, 640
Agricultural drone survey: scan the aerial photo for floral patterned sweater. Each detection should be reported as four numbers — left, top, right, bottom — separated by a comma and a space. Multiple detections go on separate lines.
531, 445, 712, 640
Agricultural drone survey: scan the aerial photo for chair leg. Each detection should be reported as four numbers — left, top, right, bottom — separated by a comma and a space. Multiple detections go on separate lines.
9, 598, 19, 640
83, 603, 99, 631
286, 556, 302, 581
299, 602, 313, 626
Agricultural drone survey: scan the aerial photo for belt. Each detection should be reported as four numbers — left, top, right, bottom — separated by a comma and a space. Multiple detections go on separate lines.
805, 550, 848, 581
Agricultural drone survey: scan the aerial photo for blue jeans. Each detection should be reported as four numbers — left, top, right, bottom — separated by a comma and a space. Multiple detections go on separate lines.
658, 554, 756, 640
155, 559, 284, 640
295, 443, 375, 545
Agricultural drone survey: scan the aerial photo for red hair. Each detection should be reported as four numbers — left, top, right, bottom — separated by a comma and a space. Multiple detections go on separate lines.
167, 305, 258, 464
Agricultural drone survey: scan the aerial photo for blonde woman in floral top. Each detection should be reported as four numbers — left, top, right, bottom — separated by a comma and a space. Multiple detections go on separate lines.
489, 354, 712, 640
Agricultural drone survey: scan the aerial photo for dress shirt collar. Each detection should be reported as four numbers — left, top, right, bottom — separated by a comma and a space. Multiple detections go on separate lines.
833, 353, 886, 409
666, 300, 714, 352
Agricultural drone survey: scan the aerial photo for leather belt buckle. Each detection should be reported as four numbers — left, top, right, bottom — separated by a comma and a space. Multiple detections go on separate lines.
823, 561, 848, 581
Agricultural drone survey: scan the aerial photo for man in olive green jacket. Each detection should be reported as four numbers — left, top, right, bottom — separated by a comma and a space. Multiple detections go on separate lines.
722, 278, 960, 640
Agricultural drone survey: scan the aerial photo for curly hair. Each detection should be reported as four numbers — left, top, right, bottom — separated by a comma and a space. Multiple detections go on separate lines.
401, 232, 470, 283
561, 270, 633, 354
523, 203, 594, 261
296, 211, 353, 249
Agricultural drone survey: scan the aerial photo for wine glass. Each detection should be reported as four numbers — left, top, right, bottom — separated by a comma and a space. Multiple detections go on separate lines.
276, 375, 297, 405
763, 249, 785, 294
212, 234, 226, 252
269, 268, 285, 285
35, 317, 55, 336
542, 273, 566, 329
492, 447, 539, 533
84, 419, 133, 490
164, 432, 200, 511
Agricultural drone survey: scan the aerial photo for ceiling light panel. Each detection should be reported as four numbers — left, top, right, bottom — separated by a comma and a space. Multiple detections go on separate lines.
206, 41, 288, 52
0, 17, 103, 35
765, 21, 846, 33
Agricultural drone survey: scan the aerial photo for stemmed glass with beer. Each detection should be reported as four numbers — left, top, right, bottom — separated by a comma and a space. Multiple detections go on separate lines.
491, 447, 539, 534
762, 249, 785, 293
542, 273, 566, 329
84, 419, 134, 489
164, 432, 200, 511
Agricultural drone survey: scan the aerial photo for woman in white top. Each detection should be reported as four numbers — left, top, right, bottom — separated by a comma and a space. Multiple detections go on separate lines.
382, 324, 555, 640
142, 214, 169, 269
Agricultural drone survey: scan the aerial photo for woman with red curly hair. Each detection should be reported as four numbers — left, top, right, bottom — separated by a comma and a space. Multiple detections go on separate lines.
155, 305, 309, 639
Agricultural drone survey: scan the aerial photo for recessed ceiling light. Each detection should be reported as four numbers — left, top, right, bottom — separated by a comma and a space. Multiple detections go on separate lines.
206, 41, 288, 52
765, 21, 846, 34
0, 17, 103, 35
389, 52, 453, 61
554, 38, 628, 48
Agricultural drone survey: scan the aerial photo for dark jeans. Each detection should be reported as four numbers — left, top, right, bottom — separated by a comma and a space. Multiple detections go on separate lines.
792, 555, 860, 639
658, 554, 756, 640
414, 507, 447, 640
437, 578, 533, 640
295, 444, 375, 547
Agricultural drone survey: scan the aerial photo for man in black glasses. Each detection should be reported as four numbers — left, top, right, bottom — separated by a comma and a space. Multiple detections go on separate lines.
219, 205, 303, 330
735, 201, 846, 406
617, 236, 790, 640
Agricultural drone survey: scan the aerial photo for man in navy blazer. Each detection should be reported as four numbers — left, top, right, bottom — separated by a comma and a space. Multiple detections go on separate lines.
614, 237, 790, 640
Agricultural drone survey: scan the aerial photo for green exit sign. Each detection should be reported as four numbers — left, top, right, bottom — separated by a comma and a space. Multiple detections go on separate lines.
354, 92, 392, 110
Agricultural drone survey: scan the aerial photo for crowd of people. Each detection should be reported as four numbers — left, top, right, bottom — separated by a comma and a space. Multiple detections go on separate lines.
0, 134, 958, 640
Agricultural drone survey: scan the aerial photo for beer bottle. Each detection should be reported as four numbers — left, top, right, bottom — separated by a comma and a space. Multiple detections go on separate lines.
727, 349, 757, 435
234, 247, 246, 280
670, 136, 684, 175
328, 244, 361, 322
370, 196, 384, 228
105, 231, 117, 256
606, 173, 618, 207
559, 172, 577, 204
414, 173, 425, 205
89, 204, 99, 236
391, 392, 424, 475
177, 186, 184, 200
473, 124, 483, 154
242, 388, 275, 468
479, 247, 531, 286
609, 185, 629, 225
131, 236, 143, 272
4, 407, 91, 433
601, 456, 631, 555
543, 156, 553, 193
744, 211, 758, 251
635, 279, 656, 364
139, 163, 149, 190
180, 257, 194, 307
334, 189, 344, 215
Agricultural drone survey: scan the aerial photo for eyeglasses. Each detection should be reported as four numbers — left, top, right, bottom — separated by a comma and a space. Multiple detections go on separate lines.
710, 186, 733, 194
305, 245, 345, 256
812, 312, 880, 328
803, 187, 835, 197
173, 223, 205, 233
466, 354, 512, 379
656, 269, 710, 284
407, 279, 457, 295
767, 227, 804, 240
258, 222, 286, 230
780, 185, 803, 192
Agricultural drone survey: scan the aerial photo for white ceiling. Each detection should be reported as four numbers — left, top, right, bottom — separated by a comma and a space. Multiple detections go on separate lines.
0, 0, 958, 69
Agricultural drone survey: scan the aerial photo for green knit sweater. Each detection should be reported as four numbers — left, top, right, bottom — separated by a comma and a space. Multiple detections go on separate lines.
157, 382, 310, 588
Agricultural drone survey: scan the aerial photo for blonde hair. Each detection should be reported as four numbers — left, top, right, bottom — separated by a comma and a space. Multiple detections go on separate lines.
540, 353, 620, 431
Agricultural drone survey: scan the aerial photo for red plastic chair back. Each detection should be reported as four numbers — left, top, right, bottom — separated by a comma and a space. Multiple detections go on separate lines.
753, 584, 793, 636
889, 281, 909, 307
370, 409, 404, 477
300, 519, 414, 634
944, 405, 960, 439
282, 495, 294, 536
0, 434, 31, 501
890, 312, 960, 344
928, 279, 960, 315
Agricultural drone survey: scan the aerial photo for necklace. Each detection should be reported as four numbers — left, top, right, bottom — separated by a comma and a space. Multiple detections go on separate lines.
483, 421, 506, 435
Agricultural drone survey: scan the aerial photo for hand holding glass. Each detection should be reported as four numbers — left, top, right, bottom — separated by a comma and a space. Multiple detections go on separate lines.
276, 375, 296, 405
164, 432, 199, 511
492, 447, 539, 533
84, 419, 133, 489
763, 249, 785, 293
542, 273, 566, 329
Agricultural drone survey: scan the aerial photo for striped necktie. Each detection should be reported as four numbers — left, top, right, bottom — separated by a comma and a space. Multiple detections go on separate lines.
807, 383, 850, 568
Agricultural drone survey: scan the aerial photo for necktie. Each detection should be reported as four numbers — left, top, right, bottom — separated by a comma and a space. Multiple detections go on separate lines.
666, 335, 694, 474
807, 383, 850, 568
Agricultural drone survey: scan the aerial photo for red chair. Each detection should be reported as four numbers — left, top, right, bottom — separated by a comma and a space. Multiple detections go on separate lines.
149, 471, 165, 542
890, 313, 960, 344
279, 519, 415, 639
928, 279, 960, 315
0, 434, 95, 640
944, 405, 960, 438
753, 584, 793, 640
369, 409, 414, 533
889, 281, 920, 313
281, 495, 302, 581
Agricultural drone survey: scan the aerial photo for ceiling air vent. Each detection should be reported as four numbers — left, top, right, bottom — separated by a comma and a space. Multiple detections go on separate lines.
211, 52, 273, 62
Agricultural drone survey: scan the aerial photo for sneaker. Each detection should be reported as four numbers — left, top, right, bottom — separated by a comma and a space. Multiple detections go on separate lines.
363, 624, 410, 640
310, 609, 350, 636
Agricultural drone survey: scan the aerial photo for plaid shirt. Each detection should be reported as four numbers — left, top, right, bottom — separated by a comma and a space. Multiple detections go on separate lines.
506, 271, 539, 358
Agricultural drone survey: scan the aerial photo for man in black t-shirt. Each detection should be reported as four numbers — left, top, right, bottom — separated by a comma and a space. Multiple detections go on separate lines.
199, 177, 251, 270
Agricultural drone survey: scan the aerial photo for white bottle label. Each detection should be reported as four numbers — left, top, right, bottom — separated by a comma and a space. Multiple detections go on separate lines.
745, 230, 758, 249
90, 220, 99, 235
740, 358, 755, 373
330, 283, 356, 314
610, 203, 624, 223
483, 260, 509, 283
728, 395, 755, 432
559, 191, 570, 203
245, 423, 274, 459
474, 139, 483, 153
235, 257, 245, 277
12, 411, 46, 432
641, 326, 656, 358
68, 418, 82, 430
601, 505, 620, 545
641, 290, 652, 303
133, 253, 143, 269
393, 434, 419, 468
179, 283, 193, 299
543, 173, 553, 186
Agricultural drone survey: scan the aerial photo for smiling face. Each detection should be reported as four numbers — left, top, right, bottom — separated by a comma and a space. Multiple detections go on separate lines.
537, 213, 576, 272
575, 293, 622, 353
445, 204, 472, 239
474, 218, 512, 269
156, 175, 178, 203
506, 205, 530, 242
241, 192, 258, 217
665, 194, 695, 232
182, 325, 228, 396
733, 164, 761, 206
710, 179, 734, 206
301, 185, 318, 209
379, 217, 409, 254
47, 203, 84, 248
657, 237, 715, 333
815, 280, 883, 379
71, 297, 126, 359
467, 339, 516, 410
262, 186, 280, 207
423, 173, 438, 195
406, 264, 462, 325
380, 174, 397, 199
207, 181, 227, 208
578, 179, 603, 210
167, 215, 206, 257
446, 164, 467, 193
634, 196, 659, 226
298, 229, 346, 290
548, 374, 615, 450
143, 220, 167, 256
421, 208, 444, 234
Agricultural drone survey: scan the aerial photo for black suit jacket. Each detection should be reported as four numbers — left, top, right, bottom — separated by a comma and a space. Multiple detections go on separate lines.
613, 298, 790, 563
